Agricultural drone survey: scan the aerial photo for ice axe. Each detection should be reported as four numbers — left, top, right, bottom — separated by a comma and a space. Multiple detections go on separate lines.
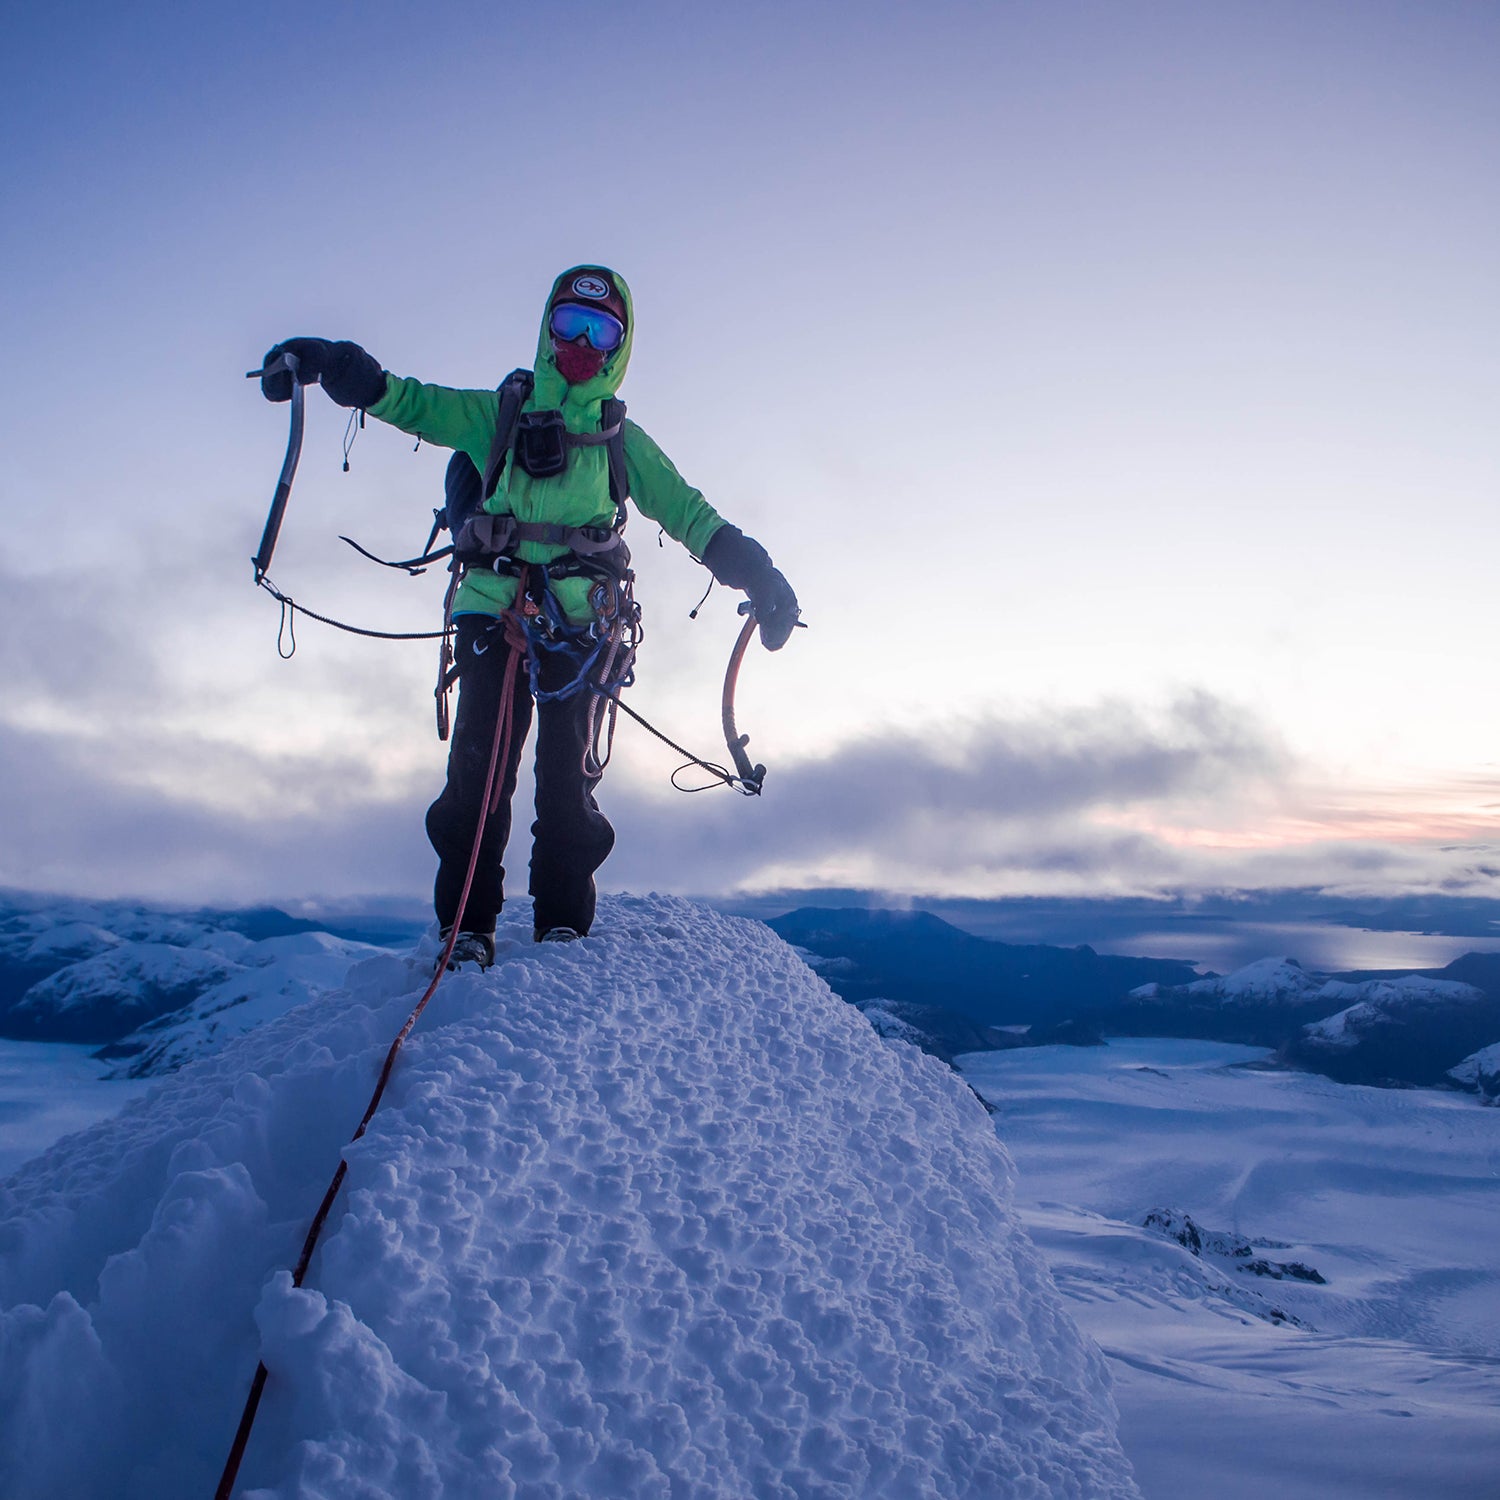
245, 350, 303, 583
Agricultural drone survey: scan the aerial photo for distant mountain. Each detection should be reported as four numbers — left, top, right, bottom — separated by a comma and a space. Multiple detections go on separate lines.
10, 888, 1500, 1096
768, 907, 1201, 1028
1140, 955, 1331, 1004
722, 886, 1500, 947
94, 932, 390, 1077
1055, 951, 1500, 1088
1449, 1044, 1500, 1103
8, 941, 247, 1043
1095, 957, 1403, 1047
0, 892, 412, 1050
1279, 973, 1500, 1088
771, 907, 1500, 1091
856, 998, 1019, 1067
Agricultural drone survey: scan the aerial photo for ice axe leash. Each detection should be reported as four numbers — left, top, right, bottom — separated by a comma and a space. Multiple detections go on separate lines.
244, 355, 448, 647
599, 605, 802, 796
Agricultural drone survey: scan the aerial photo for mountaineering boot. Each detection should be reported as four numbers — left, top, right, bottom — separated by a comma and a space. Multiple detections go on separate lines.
440, 927, 496, 971
536, 926, 582, 944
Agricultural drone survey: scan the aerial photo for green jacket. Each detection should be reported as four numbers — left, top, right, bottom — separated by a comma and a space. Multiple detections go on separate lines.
368, 266, 726, 622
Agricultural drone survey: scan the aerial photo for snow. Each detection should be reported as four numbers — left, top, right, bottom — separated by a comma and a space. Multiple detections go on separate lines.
858, 1001, 929, 1051
99, 931, 390, 1079
1449, 1041, 1500, 1100
1296, 999, 1378, 1049
1, 894, 389, 1057
1298, 976, 1486, 1050
9, 941, 244, 1037
0, 890, 229, 954
1313, 974, 1482, 1008
0, 896, 1137, 1500
959, 1039, 1500, 1498
1131, 956, 1487, 1038
1184, 955, 1314, 1001
1130, 955, 1323, 1004
19, 921, 123, 964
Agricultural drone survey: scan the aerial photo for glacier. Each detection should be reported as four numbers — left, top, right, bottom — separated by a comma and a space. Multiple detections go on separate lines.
0, 895, 1137, 1499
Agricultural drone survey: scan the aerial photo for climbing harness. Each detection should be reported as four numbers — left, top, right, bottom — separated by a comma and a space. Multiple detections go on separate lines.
423, 368, 632, 741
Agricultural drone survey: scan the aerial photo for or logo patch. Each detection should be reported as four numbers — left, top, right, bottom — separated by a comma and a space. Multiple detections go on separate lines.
572, 274, 611, 300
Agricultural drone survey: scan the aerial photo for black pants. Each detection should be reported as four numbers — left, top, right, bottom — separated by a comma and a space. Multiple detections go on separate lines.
426, 615, 615, 937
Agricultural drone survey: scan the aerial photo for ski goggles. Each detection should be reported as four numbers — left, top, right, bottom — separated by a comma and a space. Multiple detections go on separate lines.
548, 302, 625, 352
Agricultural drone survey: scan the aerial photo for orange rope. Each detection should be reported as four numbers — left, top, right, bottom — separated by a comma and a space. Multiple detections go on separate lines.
215, 602, 529, 1499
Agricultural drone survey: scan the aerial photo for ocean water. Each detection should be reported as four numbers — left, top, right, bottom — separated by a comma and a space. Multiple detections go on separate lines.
1092, 922, 1500, 974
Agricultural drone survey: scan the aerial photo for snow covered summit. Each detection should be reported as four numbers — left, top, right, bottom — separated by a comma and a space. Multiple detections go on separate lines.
1131, 955, 1317, 1004
0, 895, 1136, 1499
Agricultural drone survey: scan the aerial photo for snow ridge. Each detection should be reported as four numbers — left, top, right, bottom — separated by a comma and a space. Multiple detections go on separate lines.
0, 896, 1136, 1499
1132, 955, 1482, 1012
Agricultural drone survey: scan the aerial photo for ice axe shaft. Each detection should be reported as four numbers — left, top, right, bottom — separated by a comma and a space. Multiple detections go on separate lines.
722, 605, 766, 794
247, 351, 303, 583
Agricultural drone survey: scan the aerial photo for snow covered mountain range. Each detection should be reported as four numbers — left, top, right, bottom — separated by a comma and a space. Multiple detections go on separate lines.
777, 909, 1500, 1097
958, 1038, 1500, 1498
3, 890, 1499, 1496
0, 897, 1137, 1499
0, 890, 416, 1058
4, 891, 1499, 1098
1127, 952, 1500, 1088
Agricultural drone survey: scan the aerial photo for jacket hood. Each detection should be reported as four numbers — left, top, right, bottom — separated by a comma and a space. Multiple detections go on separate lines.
532, 265, 634, 423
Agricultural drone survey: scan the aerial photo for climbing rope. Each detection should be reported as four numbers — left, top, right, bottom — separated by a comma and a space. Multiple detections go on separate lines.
225, 381, 781, 1489
213, 608, 530, 1500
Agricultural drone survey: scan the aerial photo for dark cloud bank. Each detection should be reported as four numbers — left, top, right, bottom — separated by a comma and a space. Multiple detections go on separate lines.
0, 691, 1315, 906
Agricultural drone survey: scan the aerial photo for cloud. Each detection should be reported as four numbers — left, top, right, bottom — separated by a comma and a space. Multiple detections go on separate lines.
5, 681, 1494, 911
0, 687, 1275, 904
603, 690, 1290, 894
0, 719, 434, 904
0, 563, 166, 710
602, 701, 1500, 903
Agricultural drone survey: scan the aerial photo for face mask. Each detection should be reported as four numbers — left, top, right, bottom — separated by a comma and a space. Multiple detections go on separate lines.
553, 338, 607, 385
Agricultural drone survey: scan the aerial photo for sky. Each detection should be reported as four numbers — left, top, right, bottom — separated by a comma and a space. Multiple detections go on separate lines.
1, 0, 1498, 909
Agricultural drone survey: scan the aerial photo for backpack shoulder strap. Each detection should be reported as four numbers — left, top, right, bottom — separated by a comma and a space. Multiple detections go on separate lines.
601, 398, 629, 526
441, 450, 482, 538
479, 368, 536, 502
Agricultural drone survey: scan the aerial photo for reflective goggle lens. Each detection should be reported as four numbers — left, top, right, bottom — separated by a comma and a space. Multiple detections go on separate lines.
549, 302, 625, 352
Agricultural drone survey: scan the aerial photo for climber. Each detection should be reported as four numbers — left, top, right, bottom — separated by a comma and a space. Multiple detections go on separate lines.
261, 266, 798, 964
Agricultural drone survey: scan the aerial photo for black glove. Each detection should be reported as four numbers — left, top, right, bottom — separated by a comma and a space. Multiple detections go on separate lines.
260, 338, 387, 409
748, 567, 800, 651
701, 524, 801, 651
